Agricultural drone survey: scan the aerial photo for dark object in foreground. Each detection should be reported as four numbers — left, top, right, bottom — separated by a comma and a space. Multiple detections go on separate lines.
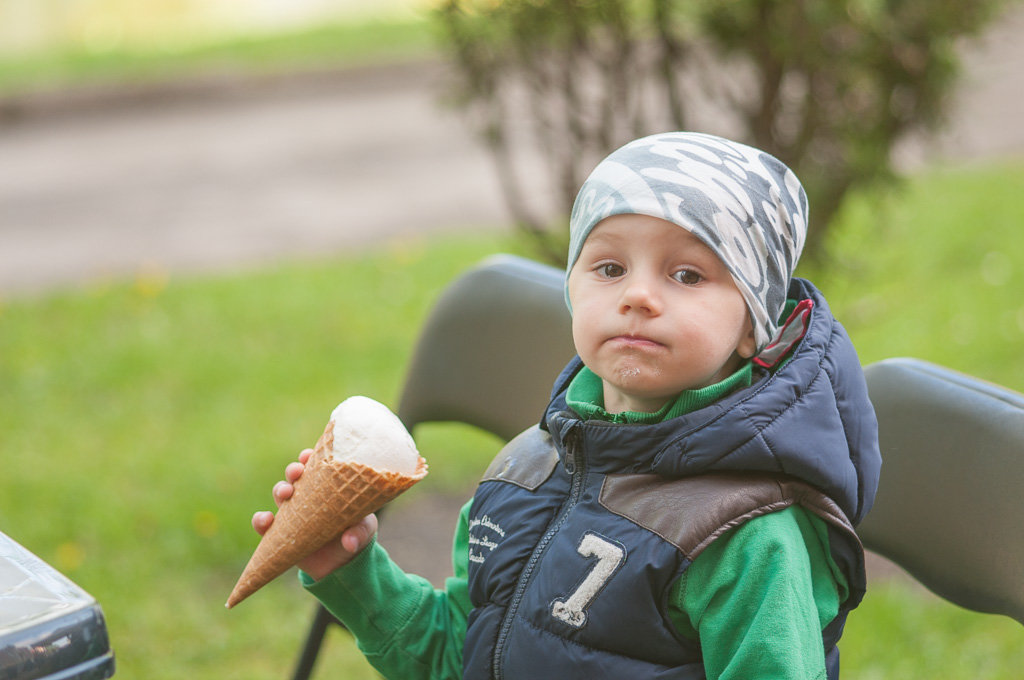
0, 531, 115, 679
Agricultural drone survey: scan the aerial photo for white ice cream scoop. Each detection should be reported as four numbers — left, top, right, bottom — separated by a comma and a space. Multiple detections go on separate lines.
328, 396, 420, 476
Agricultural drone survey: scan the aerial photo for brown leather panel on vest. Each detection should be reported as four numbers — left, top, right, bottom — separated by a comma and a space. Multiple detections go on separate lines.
599, 472, 859, 561
481, 426, 559, 490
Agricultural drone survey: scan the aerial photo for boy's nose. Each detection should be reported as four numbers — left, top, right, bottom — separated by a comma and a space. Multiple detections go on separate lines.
619, 276, 662, 315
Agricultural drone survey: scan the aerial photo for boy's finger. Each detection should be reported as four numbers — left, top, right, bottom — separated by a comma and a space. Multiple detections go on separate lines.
340, 514, 379, 554
251, 511, 274, 535
340, 529, 363, 554
298, 448, 314, 464
285, 461, 305, 483
272, 480, 293, 505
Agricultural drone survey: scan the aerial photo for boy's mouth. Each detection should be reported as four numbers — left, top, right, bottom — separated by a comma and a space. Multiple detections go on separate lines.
607, 334, 664, 350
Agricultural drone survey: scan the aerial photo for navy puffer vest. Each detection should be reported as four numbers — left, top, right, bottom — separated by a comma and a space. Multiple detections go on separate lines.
464, 278, 881, 680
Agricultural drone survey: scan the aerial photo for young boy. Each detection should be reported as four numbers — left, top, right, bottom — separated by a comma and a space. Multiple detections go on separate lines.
254, 131, 881, 679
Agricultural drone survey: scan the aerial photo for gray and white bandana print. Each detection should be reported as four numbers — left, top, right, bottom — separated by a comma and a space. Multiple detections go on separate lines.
566, 132, 808, 353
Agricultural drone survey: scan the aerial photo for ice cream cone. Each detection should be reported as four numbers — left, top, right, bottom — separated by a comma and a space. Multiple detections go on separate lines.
226, 420, 427, 608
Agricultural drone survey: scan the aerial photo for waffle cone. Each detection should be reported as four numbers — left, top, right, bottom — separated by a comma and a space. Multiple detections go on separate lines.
226, 421, 427, 608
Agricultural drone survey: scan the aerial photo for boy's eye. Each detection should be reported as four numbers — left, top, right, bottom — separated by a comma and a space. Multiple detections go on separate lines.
598, 263, 625, 278
672, 269, 703, 285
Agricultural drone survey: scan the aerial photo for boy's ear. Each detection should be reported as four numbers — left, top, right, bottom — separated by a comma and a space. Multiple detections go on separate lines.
737, 323, 757, 360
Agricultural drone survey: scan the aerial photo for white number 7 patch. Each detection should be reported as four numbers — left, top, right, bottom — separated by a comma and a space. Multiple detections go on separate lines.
551, 532, 626, 628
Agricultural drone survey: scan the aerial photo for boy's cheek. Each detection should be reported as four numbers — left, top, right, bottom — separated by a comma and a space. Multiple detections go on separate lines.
569, 314, 597, 357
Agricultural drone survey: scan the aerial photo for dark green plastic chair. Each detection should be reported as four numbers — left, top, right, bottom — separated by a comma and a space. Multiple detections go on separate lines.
860, 358, 1024, 624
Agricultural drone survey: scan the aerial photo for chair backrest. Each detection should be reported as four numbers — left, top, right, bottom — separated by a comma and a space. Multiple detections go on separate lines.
860, 358, 1024, 624
397, 254, 575, 441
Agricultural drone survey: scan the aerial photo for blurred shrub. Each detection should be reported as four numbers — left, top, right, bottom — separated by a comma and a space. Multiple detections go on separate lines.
434, 0, 1008, 261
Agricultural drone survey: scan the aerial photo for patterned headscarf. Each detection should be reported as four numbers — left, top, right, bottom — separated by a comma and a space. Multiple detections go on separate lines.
566, 132, 808, 353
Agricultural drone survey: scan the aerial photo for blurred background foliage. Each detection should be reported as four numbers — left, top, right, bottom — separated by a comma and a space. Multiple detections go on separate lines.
3, 0, 1012, 264
436, 0, 1010, 260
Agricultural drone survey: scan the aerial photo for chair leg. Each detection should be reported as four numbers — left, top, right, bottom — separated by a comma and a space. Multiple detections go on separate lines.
291, 604, 339, 680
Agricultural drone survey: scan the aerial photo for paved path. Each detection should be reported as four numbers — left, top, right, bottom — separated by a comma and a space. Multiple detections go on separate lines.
2, 7, 1023, 297
0, 61, 515, 296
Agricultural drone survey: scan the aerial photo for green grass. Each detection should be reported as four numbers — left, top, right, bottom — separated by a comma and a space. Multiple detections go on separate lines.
0, 16, 438, 96
0, 232, 518, 679
803, 161, 1024, 393
842, 579, 1024, 678
2, 163, 1023, 677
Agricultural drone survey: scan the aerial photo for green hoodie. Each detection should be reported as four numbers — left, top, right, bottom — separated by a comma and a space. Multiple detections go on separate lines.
302, 361, 846, 679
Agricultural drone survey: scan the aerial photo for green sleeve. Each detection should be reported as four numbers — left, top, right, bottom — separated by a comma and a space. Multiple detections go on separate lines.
668, 507, 848, 680
300, 499, 475, 680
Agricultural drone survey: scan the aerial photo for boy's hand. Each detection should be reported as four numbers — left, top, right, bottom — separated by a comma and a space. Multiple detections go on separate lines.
251, 448, 379, 581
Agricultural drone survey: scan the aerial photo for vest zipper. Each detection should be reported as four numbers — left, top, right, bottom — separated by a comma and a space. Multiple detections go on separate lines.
492, 420, 586, 680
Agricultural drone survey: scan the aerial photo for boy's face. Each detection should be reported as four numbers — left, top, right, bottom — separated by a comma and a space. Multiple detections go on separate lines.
567, 214, 756, 414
